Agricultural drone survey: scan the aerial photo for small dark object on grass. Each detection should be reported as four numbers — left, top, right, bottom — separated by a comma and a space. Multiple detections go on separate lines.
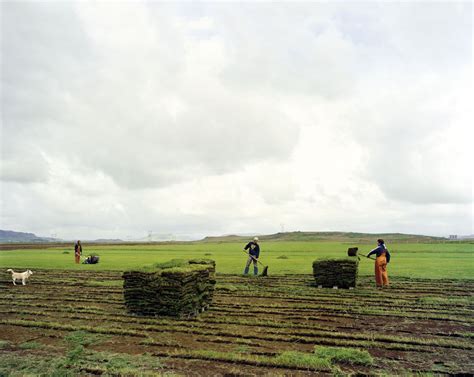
62, 251, 70, 254
204, 253, 212, 256
83, 256, 100, 264
277, 255, 288, 259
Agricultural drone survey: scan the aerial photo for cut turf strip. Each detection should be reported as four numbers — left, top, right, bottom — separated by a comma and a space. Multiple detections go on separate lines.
0, 270, 473, 375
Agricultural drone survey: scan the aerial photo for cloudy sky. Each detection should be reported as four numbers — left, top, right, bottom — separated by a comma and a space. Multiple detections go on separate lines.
1, 2, 472, 240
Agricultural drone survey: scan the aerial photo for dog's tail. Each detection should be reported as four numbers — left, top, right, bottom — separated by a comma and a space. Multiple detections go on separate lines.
7, 269, 14, 273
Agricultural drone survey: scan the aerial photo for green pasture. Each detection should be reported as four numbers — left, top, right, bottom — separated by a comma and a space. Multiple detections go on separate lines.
1, 241, 472, 279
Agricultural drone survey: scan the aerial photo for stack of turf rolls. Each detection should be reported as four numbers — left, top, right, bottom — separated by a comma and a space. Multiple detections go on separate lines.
312, 257, 359, 288
122, 259, 216, 317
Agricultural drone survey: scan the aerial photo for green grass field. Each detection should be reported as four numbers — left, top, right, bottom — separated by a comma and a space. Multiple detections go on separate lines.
1, 241, 473, 279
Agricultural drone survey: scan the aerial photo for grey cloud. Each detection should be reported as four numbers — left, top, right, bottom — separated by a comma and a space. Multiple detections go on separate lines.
2, 2, 299, 189
221, 26, 357, 98
205, 5, 357, 98
0, 142, 49, 183
346, 75, 472, 205
0, 156, 49, 183
381, 2, 472, 69
1, 2, 471, 239
0, 180, 126, 239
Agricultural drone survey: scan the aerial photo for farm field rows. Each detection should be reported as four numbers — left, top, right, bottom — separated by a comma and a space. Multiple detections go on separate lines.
1, 269, 473, 376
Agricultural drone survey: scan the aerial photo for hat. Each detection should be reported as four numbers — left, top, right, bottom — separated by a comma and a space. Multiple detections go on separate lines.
254, 237, 259, 241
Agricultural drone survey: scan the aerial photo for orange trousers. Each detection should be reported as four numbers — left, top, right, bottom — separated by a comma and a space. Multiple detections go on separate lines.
375, 254, 389, 287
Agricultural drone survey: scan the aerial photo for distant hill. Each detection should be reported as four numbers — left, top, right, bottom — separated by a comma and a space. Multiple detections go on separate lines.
92, 239, 124, 243
0, 229, 58, 243
0, 229, 454, 247
200, 231, 446, 244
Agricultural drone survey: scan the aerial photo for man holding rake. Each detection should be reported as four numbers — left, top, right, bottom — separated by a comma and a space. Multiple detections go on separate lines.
243, 237, 260, 276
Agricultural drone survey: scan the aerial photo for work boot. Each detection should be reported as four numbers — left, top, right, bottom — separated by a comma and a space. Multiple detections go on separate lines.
244, 267, 249, 275
254, 267, 258, 276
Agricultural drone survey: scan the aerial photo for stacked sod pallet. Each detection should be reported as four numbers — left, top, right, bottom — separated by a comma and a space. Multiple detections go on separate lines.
123, 259, 216, 317
312, 257, 359, 289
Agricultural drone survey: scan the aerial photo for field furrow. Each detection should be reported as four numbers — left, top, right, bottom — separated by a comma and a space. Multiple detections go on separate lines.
1, 270, 473, 376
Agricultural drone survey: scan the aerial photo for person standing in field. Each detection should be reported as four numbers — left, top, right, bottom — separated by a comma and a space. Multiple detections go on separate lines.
367, 239, 390, 288
243, 237, 260, 276
74, 240, 82, 264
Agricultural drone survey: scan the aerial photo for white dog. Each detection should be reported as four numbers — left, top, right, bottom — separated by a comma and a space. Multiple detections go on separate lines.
6, 269, 33, 285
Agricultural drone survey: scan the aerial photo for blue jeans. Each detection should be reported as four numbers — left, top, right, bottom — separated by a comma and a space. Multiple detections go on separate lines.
244, 255, 258, 275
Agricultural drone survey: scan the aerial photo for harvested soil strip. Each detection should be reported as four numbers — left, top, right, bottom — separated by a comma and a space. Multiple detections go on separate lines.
1, 271, 473, 375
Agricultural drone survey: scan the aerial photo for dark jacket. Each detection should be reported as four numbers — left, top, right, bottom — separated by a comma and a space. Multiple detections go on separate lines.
368, 245, 390, 263
74, 243, 82, 255
244, 242, 260, 258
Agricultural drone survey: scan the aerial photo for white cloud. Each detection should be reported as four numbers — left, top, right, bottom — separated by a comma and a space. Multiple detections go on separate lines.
1, 2, 472, 239
345, 69, 472, 205
0, 148, 49, 184
2, 2, 300, 190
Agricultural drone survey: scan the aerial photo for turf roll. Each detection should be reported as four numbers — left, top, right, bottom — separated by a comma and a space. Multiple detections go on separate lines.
312, 257, 359, 289
122, 259, 216, 317
347, 247, 358, 257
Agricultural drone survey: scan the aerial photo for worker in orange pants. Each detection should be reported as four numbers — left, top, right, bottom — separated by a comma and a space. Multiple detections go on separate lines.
367, 239, 390, 288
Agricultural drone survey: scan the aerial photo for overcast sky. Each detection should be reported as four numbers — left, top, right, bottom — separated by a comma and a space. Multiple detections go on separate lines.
1, 2, 472, 240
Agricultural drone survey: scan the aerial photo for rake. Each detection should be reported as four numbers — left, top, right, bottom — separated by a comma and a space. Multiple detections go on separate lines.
242, 250, 268, 277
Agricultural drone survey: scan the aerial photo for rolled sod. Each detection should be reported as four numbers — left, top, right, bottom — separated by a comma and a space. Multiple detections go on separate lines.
123, 259, 216, 317
347, 247, 358, 257
312, 257, 359, 289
